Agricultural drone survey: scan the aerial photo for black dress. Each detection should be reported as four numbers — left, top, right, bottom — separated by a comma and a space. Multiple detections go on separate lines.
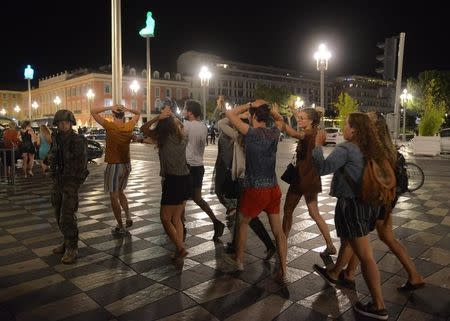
20, 131, 36, 154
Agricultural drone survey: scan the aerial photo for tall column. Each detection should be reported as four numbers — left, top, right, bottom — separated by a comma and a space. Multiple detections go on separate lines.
146, 37, 151, 114
111, 0, 122, 105
393, 32, 405, 143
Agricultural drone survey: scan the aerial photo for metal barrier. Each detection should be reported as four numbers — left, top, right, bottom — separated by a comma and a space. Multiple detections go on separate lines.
0, 148, 16, 185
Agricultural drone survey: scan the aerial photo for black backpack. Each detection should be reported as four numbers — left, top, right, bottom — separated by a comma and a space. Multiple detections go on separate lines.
395, 151, 408, 195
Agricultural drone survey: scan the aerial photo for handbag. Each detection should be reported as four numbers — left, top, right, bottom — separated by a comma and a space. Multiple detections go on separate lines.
281, 154, 298, 185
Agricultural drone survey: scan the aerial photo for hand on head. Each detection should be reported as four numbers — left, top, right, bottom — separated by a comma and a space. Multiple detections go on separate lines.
159, 107, 172, 119
252, 99, 268, 108
112, 105, 125, 113
271, 103, 280, 113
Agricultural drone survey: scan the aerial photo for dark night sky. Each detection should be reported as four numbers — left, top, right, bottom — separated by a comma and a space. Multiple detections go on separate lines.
1, 0, 448, 90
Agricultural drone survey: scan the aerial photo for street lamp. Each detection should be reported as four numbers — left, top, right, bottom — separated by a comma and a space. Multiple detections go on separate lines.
400, 88, 412, 141
199, 66, 212, 120
225, 102, 231, 110
0, 108, 6, 116
129, 80, 140, 112
294, 96, 305, 109
14, 105, 21, 114
31, 101, 39, 118
314, 43, 331, 126
139, 11, 156, 115
53, 96, 61, 112
24, 65, 34, 119
86, 89, 95, 127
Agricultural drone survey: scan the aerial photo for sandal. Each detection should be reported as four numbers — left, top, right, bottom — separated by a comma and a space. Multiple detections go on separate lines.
320, 245, 337, 257
397, 281, 425, 292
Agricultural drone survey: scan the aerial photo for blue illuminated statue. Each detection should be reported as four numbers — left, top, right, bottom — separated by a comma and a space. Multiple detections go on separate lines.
24, 65, 34, 80
139, 12, 155, 38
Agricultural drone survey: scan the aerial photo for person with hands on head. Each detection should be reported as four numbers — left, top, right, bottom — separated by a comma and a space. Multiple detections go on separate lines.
91, 104, 140, 236
140, 100, 190, 260
224, 99, 288, 283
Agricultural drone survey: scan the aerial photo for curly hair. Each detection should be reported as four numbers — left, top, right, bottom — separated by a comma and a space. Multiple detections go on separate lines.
299, 108, 320, 128
367, 112, 397, 167
148, 116, 184, 149
347, 112, 388, 164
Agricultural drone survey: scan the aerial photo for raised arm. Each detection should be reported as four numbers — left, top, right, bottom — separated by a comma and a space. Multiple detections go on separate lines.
122, 106, 140, 127
271, 103, 304, 140
90, 105, 112, 127
226, 103, 252, 135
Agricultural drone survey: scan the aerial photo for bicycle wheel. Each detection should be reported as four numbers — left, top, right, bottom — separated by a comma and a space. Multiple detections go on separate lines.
405, 162, 424, 192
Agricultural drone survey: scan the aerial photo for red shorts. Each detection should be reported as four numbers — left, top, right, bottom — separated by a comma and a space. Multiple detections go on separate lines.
240, 185, 282, 218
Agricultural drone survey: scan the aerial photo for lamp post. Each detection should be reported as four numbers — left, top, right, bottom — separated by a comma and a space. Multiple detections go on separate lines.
400, 88, 412, 141
86, 89, 95, 127
31, 101, 39, 119
314, 44, 331, 126
24, 65, 34, 119
53, 96, 61, 113
139, 11, 156, 115
0, 108, 6, 116
14, 105, 21, 118
199, 66, 212, 120
129, 80, 140, 113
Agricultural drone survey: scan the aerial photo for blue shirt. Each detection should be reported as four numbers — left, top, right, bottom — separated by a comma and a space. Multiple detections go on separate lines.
244, 127, 280, 188
312, 142, 364, 198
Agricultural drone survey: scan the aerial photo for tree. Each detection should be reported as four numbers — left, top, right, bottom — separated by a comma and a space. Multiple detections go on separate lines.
333, 92, 359, 131
418, 79, 447, 136
407, 70, 450, 114
254, 83, 293, 126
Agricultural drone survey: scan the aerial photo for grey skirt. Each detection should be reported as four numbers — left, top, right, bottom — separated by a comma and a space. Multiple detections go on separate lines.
335, 198, 381, 239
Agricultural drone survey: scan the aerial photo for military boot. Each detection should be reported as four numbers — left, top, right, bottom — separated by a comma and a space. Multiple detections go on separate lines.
52, 243, 65, 254
61, 248, 78, 264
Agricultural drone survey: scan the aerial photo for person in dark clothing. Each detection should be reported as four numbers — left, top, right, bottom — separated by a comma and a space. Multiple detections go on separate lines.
18, 121, 37, 177
45, 110, 89, 264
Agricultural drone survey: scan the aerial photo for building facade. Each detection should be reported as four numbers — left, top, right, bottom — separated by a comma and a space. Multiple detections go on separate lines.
177, 51, 334, 110
0, 90, 23, 119
334, 75, 395, 114
10, 67, 190, 127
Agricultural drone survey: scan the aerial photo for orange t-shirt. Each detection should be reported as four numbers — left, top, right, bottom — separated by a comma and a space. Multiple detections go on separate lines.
103, 121, 134, 163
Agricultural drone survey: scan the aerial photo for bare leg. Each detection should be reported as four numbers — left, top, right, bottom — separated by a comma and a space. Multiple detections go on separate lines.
193, 188, 220, 224
235, 214, 251, 264
327, 239, 354, 280
109, 192, 123, 227
376, 217, 424, 284
118, 191, 130, 219
28, 153, 35, 175
305, 194, 335, 252
268, 212, 288, 278
22, 154, 28, 177
349, 235, 385, 310
282, 191, 301, 238
160, 204, 185, 252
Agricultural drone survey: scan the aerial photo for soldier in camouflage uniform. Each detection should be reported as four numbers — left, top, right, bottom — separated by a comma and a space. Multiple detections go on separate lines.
45, 110, 89, 264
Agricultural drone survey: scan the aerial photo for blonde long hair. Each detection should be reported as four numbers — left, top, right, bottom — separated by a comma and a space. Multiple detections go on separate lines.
39, 125, 52, 144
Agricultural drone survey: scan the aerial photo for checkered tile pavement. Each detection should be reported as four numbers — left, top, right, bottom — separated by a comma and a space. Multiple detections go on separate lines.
0, 148, 449, 321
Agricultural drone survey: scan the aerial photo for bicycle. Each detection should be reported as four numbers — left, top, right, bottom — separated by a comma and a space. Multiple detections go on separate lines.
397, 144, 425, 192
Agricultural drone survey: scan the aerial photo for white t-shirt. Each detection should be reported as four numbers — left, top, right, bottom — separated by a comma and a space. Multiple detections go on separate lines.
184, 120, 207, 166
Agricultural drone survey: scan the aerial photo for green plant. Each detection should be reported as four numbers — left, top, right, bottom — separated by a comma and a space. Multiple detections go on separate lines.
333, 92, 359, 131
418, 79, 446, 136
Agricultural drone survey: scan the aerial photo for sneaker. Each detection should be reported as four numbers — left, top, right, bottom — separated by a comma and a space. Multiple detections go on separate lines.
112, 226, 128, 236
223, 254, 244, 271
353, 301, 388, 320
125, 218, 133, 227
313, 264, 337, 286
338, 270, 356, 289
52, 243, 65, 254
213, 221, 225, 239
61, 248, 78, 265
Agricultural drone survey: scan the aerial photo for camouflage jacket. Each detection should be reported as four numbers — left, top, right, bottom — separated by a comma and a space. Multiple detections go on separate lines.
46, 130, 89, 184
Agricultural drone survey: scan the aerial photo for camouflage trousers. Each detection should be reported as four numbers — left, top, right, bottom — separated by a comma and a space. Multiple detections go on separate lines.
51, 180, 80, 249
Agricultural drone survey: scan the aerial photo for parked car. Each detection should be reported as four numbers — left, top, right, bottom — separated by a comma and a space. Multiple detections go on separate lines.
440, 128, 450, 153
324, 127, 341, 145
85, 129, 106, 140
87, 139, 104, 162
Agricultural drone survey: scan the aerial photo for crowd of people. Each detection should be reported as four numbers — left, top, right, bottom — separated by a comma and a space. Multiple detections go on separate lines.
1, 94, 425, 320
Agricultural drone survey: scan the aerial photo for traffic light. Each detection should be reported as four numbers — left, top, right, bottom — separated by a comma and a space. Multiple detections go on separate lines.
376, 37, 398, 81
